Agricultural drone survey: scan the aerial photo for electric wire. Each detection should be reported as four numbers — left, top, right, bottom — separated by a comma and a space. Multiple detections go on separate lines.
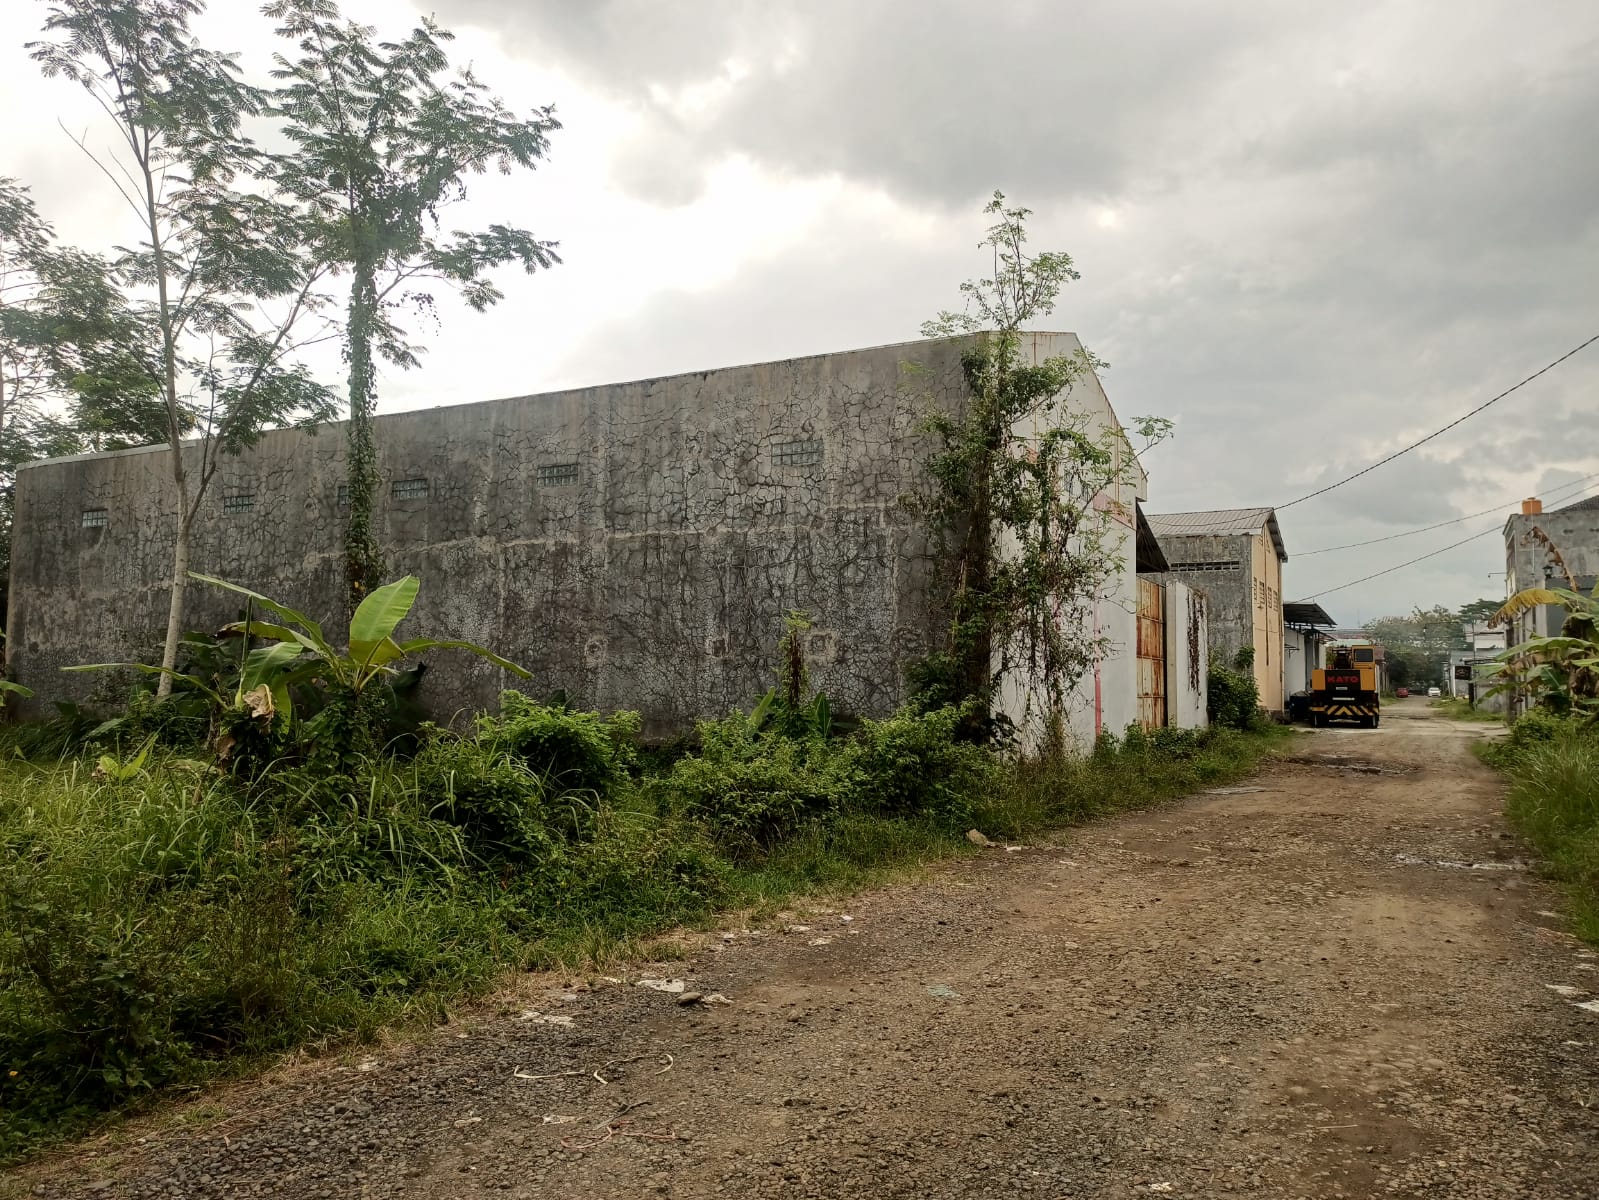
1147, 332, 1599, 534
1295, 472, 1599, 556
1275, 332, 1599, 510
1295, 522, 1506, 602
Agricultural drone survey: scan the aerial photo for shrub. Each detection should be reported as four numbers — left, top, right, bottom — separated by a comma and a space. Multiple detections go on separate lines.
1209, 654, 1262, 730
1481, 708, 1582, 768
853, 705, 998, 827
476, 691, 640, 795
408, 737, 575, 865
658, 717, 860, 854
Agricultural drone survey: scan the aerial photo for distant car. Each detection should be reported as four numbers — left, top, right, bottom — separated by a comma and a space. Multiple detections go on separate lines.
1395, 686, 1409, 698
1427, 686, 1442, 698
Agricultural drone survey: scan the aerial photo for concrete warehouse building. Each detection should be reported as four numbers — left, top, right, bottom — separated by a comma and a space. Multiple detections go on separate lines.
7, 333, 1205, 745
1144, 507, 1288, 714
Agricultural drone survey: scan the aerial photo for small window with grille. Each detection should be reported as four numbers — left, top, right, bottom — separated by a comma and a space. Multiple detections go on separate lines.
81, 508, 108, 528
536, 463, 578, 487
391, 478, 428, 501
335, 483, 350, 507
772, 439, 822, 467
222, 493, 255, 515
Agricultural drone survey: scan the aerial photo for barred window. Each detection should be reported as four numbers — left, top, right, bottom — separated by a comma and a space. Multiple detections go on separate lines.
222, 493, 255, 515
536, 463, 579, 487
772, 439, 823, 467
391, 478, 428, 501
336, 483, 350, 506
81, 508, 108, 528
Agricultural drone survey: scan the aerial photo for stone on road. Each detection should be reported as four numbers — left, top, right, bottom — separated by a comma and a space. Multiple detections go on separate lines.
20, 701, 1598, 1198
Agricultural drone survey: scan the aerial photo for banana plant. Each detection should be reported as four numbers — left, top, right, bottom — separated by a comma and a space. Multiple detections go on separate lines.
67, 574, 528, 726
0, 679, 32, 712
201, 573, 529, 722
1483, 582, 1599, 719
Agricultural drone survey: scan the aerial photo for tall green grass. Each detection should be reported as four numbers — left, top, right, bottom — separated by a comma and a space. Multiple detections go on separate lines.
0, 718, 1284, 1162
1501, 728, 1599, 943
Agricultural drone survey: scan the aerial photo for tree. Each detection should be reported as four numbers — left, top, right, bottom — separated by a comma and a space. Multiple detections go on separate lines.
31, 0, 337, 696
919, 191, 1169, 746
265, 0, 561, 607
1367, 605, 1467, 688
0, 177, 168, 627
1458, 597, 1502, 628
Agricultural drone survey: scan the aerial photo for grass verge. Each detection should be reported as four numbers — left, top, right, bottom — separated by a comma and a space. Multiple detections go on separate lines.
1429, 697, 1506, 723
1495, 726, 1599, 944
0, 717, 1285, 1163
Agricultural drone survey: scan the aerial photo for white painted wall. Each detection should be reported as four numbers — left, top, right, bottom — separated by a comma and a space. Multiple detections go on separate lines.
1164, 580, 1209, 728
992, 332, 1146, 753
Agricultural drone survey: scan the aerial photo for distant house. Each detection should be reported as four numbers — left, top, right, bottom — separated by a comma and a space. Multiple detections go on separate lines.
1145, 507, 1287, 713
1500, 493, 1599, 715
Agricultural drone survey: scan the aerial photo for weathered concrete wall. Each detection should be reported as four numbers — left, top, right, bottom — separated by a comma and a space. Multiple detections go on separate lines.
8, 332, 1145, 739
1163, 579, 1208, 729
9, 337, 991, 735
1157, 535, 1252, 667
1155, 530, 1288, 711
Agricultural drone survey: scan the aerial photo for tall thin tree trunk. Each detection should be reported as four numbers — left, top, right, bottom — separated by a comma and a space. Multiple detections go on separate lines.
143, 140, 186, 700
157, 507, 193, 696
343, 257, 383, 609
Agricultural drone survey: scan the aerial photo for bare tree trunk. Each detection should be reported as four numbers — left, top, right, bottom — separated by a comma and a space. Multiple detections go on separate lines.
156, 508, 193, 697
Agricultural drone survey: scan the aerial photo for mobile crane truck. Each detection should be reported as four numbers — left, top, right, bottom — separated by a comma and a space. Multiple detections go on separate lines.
1310, 644, 1381, 728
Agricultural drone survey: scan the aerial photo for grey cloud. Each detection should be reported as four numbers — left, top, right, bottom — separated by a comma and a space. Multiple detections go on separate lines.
429, 0, 1599, 619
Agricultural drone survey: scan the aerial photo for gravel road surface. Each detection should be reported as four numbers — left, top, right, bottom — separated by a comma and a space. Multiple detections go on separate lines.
13, 700, 1598, 1199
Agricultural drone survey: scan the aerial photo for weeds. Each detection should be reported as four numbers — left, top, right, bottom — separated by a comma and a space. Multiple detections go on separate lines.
0, 698, 1284, 1163
1494, 719, 1599, 944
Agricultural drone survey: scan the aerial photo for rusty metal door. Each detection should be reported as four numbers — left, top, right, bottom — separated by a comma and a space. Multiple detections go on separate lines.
1137, 577, 1167, 729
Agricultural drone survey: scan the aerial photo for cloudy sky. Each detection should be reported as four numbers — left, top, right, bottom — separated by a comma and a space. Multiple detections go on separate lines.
3, 0, 1597, 624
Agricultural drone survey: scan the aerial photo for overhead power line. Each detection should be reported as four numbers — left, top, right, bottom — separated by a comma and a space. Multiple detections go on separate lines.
1295, 522, 1505, 602
1276, 332, 1599, 511
1147, 332, 1599, 534
1295, 472, 1599, 556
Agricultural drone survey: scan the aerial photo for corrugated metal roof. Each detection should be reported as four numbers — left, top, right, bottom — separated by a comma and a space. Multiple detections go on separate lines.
1144, 508, 1287, 562
1283, 601, 1336, 627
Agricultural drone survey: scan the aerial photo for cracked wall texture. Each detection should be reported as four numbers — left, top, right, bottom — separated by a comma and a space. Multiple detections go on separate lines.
8, 336, 992, 735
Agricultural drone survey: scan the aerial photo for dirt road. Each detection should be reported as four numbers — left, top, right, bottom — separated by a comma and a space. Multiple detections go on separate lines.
20, 701, 1599, 1199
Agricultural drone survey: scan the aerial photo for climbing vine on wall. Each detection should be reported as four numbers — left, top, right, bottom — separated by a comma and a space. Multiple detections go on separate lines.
916, 192, 1171, 747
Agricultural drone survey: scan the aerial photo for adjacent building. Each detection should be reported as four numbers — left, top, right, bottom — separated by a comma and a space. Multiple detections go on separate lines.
1282, 601, 1337, 701
1144, 507, 1288, 713
1500, 492, 1599, 715
7, 332, 1195, 747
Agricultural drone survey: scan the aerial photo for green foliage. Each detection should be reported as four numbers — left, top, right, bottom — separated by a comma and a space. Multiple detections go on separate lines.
67, 573, 529, 769
475, 691, 640, 795
0, 652, 1287, 1163
917, 191, 1170, 740
1496, 724, 1599, 944
1368, 606, 1468, 690
1458, 598, 1503, 628
853, 705, 997, 827
1208, 653, 1262, 730
30, 0, 339, 693
1482, 577, 1599, 721
264, 0, 561, 603
658, 716, 861, 854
